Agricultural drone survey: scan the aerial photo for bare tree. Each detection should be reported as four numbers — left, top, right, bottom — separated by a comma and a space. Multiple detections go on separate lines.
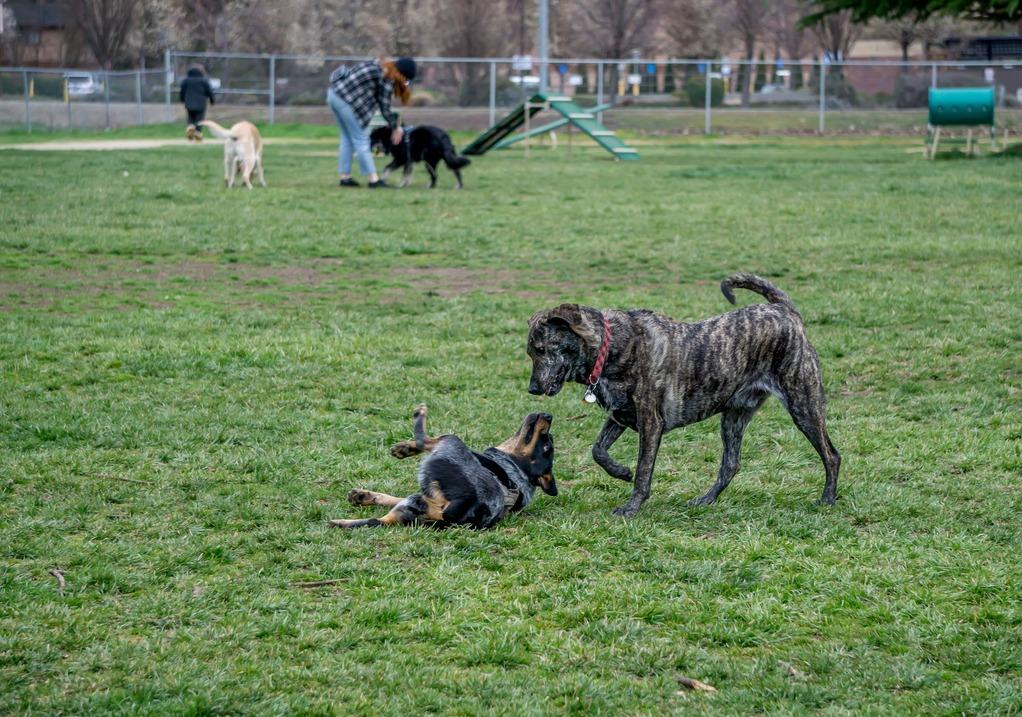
505, 0, 535, 56
811, 8, 862, 61
732, 0, 770, 105
0, 4, 21, 66
770, 0, 808, 60
168, 0, 225, 51
810, 9, 862, 101
663, 0, 729, 58
69, 0, 142, 68
434, 0, 509, 104
569, 0, 662, 102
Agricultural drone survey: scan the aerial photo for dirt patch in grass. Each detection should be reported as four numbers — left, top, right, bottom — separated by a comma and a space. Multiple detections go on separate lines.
0, 259, 563, 312
389, 265, 547, 298
0, 258, 345, 312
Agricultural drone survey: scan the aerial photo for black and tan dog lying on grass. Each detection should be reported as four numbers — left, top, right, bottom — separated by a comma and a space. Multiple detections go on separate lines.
527, 273, 840, 518
330, 405, 556, 529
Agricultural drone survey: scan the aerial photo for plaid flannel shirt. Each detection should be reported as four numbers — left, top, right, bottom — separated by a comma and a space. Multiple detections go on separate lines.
329, 60, 399, 130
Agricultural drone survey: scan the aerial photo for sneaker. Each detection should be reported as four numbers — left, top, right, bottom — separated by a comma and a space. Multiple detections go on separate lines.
186, 125, 196, 141
367, 180, 393, 189
339, 178, 360, 187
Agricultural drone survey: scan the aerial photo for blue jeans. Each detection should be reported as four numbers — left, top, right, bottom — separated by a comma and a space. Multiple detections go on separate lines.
326, 89, 376, 177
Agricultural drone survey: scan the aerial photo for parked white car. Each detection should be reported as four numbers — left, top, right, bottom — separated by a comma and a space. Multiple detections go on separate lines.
65, 73, 103, 97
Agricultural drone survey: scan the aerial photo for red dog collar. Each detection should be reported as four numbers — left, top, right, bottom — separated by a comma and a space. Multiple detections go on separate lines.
584, 314, 612, 400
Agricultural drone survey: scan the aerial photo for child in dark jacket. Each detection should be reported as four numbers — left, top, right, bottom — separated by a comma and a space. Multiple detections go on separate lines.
179, 66, 216, 141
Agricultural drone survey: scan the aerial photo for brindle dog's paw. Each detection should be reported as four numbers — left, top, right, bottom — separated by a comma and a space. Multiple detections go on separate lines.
687, 494, 717, 507
347, 489, 376, 506
611, 504, 640, 518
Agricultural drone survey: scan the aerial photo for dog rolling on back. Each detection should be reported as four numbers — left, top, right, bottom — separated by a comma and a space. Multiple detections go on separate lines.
527, 273, 840, 517
330, 405, 556, 529
369, 125, 470, 188
199, 119, 266, 189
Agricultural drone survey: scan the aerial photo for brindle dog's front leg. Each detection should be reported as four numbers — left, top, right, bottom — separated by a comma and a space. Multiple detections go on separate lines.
593, 417, 632, 482
611, 414, 663, 518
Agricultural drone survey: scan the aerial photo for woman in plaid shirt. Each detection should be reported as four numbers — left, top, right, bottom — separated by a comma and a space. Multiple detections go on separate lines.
327, 57, 417, 189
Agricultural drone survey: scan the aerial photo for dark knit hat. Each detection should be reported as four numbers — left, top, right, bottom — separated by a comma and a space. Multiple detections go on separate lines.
394, 57, 417, 82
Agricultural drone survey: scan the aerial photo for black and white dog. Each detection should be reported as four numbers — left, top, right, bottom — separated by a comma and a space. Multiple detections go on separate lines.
369, 125, 471, 189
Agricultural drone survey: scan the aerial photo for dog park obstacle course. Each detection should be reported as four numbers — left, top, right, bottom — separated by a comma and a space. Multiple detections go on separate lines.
492, 103, 614, 149
463, 93, 639, 160
925, 87, 996, 159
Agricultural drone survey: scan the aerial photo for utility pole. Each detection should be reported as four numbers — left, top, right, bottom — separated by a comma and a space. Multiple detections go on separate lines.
538, 0, 549, 93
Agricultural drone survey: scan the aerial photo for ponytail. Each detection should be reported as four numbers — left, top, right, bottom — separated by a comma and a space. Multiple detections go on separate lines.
381, 59, 412, 105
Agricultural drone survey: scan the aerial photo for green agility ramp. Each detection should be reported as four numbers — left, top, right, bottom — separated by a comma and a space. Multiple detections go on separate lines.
493, 103, 613, 149
463, 93, 638, 160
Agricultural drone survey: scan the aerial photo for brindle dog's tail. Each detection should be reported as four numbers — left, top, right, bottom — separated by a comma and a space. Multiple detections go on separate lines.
720, 273, 798, 312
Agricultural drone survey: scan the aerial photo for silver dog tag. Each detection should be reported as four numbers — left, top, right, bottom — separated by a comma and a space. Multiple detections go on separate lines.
584, 388, 597, 403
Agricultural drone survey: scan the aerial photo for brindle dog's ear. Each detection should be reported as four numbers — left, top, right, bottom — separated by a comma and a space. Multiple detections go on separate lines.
532, 304, 601, 348
546, 303, 583, 328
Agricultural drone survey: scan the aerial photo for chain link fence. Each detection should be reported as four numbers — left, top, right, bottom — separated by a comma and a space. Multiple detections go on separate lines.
2, 53, 1021, 135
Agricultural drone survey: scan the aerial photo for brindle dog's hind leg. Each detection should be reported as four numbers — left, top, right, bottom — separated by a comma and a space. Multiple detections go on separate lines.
777, 377, 841, 505
592, 417, 632, 481
688, 400, 765, 507
390, 404, 442, 458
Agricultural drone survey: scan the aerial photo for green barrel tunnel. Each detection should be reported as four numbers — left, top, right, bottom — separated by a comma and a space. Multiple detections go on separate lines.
928, 87, 995, 126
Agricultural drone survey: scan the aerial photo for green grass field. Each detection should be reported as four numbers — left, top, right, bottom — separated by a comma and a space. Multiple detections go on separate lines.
1, 128, 1020, 715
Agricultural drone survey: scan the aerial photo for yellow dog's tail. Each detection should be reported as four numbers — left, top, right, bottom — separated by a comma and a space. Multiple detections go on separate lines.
198, 119, 234, 139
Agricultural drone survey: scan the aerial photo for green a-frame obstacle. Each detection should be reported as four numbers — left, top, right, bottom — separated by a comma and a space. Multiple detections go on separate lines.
463, 93, 639, 160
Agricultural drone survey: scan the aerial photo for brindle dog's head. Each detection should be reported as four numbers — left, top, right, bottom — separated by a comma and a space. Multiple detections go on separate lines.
369, 126, 393, 156
527, 304, 602, 397
497, 412, 557, 496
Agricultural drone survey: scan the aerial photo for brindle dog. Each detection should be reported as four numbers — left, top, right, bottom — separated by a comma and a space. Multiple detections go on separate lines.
330, 405, 556, 529
527, 273, 840, 517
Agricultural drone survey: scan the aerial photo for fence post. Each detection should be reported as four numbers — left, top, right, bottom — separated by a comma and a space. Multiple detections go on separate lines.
104, 69, 111, 129
164, 48, 172, 122
23, 69, 31, 132
931, 63, 937, 89
596, 61, 604, 124
704, 62, 712, 135
818, 61, 826, 134
489, 61, 496, 127
136, 70, 144, 125
268, 55, 276, 124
